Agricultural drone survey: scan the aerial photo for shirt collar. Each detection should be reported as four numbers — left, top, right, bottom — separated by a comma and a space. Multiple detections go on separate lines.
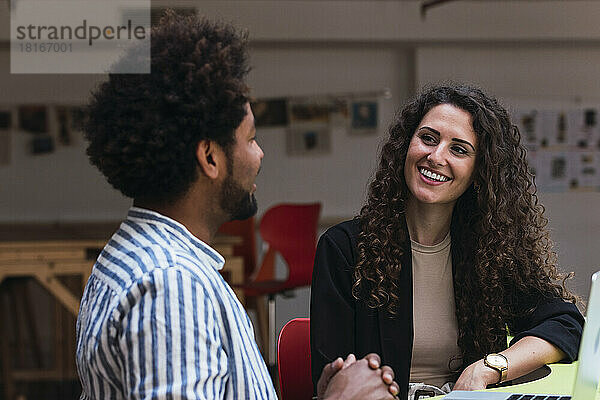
126, 206, 225, 270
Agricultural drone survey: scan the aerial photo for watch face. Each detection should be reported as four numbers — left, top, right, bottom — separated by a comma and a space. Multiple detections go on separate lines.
487, 354, 507, 368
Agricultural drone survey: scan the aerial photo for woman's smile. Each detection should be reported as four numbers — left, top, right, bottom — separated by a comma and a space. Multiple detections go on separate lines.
418, 166, 452, 184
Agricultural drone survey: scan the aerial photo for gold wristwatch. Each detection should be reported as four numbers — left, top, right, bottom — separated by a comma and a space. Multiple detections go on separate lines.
484, 353, 508, 384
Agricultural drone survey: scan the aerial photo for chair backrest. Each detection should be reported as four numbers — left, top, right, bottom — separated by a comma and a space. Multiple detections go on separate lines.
258, 203, 321, 288
217, 217, 257, 280
278, 318, 312, 400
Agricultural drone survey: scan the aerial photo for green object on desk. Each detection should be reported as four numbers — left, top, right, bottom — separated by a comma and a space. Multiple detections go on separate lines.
430, 362, 578, 400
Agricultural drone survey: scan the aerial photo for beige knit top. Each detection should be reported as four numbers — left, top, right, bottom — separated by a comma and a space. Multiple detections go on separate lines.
409, 233, 462, 388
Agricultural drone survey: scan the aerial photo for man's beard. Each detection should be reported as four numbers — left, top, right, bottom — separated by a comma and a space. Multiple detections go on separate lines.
220, 172, 258, 221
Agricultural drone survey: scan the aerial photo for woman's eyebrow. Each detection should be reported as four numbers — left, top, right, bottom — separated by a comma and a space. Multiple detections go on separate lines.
418, 126, 440, 135
452, 138, 475, 151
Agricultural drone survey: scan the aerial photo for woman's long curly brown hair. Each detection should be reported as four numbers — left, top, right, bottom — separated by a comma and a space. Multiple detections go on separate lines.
353, 83, 578, 365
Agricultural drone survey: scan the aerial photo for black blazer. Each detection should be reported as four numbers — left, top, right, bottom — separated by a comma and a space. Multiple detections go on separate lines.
310, 219, 584, 400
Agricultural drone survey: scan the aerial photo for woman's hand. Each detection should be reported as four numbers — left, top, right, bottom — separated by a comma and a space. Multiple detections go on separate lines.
453, 359, 500, 391
454, 336, 568, 392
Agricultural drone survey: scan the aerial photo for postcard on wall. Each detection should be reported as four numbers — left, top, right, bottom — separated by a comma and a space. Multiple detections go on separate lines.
0, 130, 10, 166
287, 98, 331, 156
30, 134, 55, 155
350, 99, 378, 135
289, 99, 330, 125
18, 105, 48, 134
554, 111, 569, 147
251, 98, 288, 128
514, 109, 543, 150
566, 108, 599, 149
569, 151, 599, 189
286, 125, 331, 156
534, 150, 569, 192
0, 110, 12, 130
329, 97, 349, 126
534, 110, 558, 148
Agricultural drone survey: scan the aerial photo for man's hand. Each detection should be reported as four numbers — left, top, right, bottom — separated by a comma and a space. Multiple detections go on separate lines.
318, 353, 399, 400
453, 359, 499, 391
316, 356, 346, 398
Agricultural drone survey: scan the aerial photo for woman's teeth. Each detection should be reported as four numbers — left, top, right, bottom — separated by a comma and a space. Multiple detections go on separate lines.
419, 167, 449, 182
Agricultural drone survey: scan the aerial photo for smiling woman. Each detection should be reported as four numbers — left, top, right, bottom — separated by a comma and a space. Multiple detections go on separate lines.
404, 104, 477, 208
310, 83, 584, 400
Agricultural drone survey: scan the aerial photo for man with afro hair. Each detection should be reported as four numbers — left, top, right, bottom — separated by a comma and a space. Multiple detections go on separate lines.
76, 11, 399, 400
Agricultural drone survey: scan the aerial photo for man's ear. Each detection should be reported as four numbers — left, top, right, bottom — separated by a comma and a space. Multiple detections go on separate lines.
196, 139, 222, 180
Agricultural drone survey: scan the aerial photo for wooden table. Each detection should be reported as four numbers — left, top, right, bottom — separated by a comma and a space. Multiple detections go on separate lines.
0, 236, 244, 316
0, 222, 244, 400
432, 362, 579, 399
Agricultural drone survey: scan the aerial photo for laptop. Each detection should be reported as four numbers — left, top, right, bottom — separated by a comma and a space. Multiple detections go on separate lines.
444, 270, 600, 400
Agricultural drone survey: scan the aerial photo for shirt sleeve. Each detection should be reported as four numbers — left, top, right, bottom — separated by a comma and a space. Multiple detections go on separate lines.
114, 267, 229, 399
310, 225, 358, 393
508, 296, 584, 362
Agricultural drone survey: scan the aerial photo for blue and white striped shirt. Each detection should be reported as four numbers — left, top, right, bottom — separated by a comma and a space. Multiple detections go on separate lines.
76, 207, 277, 399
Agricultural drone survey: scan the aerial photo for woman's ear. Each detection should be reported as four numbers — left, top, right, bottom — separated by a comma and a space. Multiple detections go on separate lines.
196, 139, 222, 180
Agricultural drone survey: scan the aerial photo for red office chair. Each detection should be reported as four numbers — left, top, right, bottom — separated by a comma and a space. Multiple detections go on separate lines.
235, 203, 321, 367
278, 318, 312, 400
217, 217, 257, 281
218, 216, 272, 353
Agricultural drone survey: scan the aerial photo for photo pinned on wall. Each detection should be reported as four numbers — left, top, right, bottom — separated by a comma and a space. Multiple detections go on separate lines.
514, 109, 542, 150
55, 106, 73, 145
30, 135, 54, 155
287, 98, 331, 156
569, 151, 599, 190
18, 105, 48, 134
329, 97, 349, 126
289, 99, 330, 125
536, 151, 570, 192
0, 131, 10, 166
350, 99, 378, 135
566, 108, 599, 149
0, 110, 11, 130
286, 126, 331, 156
0, 110, 12, 166
18, 105, 54, 155
555, 111, 568, 146
535, 110, 558, 148
251, 98, 288, 128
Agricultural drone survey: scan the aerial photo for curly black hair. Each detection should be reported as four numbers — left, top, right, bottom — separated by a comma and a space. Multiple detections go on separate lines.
85, 11, 250, 204
353, 83, 578, 366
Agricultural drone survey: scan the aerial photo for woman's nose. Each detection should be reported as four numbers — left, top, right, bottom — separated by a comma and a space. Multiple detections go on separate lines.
426, 146, 446, 166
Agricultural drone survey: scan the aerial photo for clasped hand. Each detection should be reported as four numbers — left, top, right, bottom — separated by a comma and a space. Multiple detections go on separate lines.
317, 353, 400, 400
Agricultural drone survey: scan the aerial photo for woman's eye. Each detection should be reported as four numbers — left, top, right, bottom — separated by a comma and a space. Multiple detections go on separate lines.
451, 145, 468, 155
420, 134, 436, 144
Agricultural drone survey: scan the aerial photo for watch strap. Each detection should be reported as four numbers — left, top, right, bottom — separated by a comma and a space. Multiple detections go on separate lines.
484, 353, 508, 384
